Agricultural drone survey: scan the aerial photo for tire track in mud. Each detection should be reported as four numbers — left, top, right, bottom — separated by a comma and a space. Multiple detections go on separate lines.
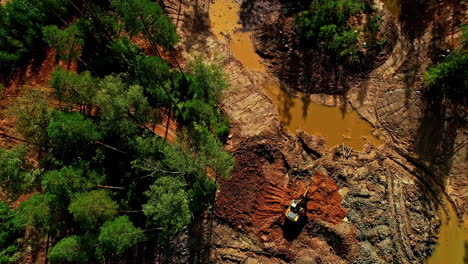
349, 5, 444, 260
385, 162, 411, 264
162, 1, 462, 263
164, 0, 280, 138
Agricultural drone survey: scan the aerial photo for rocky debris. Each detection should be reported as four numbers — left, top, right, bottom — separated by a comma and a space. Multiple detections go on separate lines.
210, 222, 287, 264
296, 130, 326, 159
160, 0, 450, 263
333, 151, 439, 263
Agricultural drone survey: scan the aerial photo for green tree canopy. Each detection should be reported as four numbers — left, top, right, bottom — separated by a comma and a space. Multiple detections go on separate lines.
179, 58, 230, 140
186, 57, 227, 106
295, 0, 364, 56
0, 201, 24, 264
424, 53, 467, 103
134, 55, 172, 107
17, 193, 56, 233
143, 176, 190, 241
7, 90, 51, 147
0, 1, 234, 259
50, 68, 96, 108
187, 124, 234, 179
97, 216, 144, 257
47, 111, 102, 161
0, 146, 34, 196
104, 36, 142, 78
111, 0, 178, 49
0, 0, 69, 70
94, 75, 150, 140
42, 23, 84, 66
41, 166, 104, 202
48, 235, 91, 264
68, 190, 118, 229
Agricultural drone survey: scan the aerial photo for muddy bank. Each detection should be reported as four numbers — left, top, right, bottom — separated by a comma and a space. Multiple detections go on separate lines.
160, 0, 463, 263
215, 128, 438, 263
240, 0, 398, 94
240, 0, 468, 252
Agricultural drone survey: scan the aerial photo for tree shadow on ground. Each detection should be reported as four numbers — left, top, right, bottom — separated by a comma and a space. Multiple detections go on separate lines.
187, 214, 213, 264
414, 97, 465, 186
464, 241, 468, 264
0, 50, 48, 89
180, 0, 211, 53
306, 220, 353, 260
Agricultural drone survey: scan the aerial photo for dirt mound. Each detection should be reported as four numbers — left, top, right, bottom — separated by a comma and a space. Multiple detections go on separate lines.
305, 173, 347, 223
254, 173, 347, 230
215, 135, 347, 235
215, 135, 288, 230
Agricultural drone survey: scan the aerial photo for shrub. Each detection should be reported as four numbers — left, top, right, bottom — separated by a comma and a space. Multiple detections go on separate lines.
424, 53, 467, 102
295, 0, 365, 57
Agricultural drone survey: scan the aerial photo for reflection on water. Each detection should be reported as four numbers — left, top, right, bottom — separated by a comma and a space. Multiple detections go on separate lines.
264, 81, 382, 151
426, 197, 468, 264
209, 0, 382, 151
209, 0, 467, 261
381, 0, 401, 20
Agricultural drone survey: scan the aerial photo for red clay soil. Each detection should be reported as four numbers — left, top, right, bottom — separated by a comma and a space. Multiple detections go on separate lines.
11, 192, 38, 209
5, 48, 57, 89
304, 173, 347, 224
215, 137, 288, 230
254, 173, 347, 233
145, 108, 178, 142
215, 136, 347, 236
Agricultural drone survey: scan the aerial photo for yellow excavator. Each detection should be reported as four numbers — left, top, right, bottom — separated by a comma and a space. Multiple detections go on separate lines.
285, 188, 309, 222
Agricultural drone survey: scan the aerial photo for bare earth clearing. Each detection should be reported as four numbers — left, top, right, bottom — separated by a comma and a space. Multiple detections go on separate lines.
160, 0, 467, 263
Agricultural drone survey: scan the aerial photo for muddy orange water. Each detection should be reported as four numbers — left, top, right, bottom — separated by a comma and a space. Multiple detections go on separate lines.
264, 80, 382, 150
381, 0, 401, 20
426, 196, 468, 264
209, 0, 467, 262
210, 0, 382, 151
209, 0, 265, 72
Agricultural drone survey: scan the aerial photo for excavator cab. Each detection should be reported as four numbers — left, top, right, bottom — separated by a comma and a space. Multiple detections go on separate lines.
285, 189, 308, 222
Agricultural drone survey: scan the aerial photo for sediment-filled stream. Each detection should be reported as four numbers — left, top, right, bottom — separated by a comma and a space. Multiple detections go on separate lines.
209, 0, 468, 263
426, 196, 468, 264
210, 0, 382, 151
